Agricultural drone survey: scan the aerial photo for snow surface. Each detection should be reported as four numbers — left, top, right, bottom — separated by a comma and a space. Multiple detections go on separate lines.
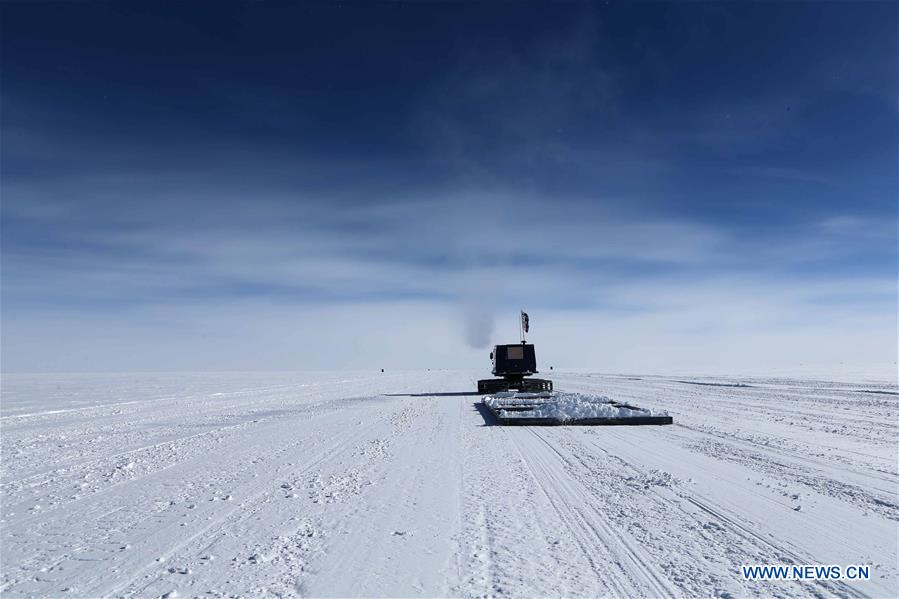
485, 391, 669, 420
1, 370, 896, 598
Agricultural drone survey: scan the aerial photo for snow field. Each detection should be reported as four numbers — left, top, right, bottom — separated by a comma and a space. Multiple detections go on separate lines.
1, 370, 896, 597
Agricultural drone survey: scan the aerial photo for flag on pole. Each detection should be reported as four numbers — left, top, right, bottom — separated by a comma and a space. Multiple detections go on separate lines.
521, 311, 529, 333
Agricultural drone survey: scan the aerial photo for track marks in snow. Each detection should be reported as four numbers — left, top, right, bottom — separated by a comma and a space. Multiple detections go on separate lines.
5, 409, 372, 597
113, 395, 458, 598
295, 397, 460, 597
686, 436, 899, 520
563, 428, 868, 598
455, 402, 595, 598
510, 428, 676, 597
113, 400, 421, 598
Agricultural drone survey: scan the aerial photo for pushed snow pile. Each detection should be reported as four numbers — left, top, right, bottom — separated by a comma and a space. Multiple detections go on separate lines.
486, 392, 666, 419
483, 392, 672, 425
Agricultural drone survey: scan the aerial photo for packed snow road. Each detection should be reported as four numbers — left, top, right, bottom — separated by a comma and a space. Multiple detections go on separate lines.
1, 370, 896, 598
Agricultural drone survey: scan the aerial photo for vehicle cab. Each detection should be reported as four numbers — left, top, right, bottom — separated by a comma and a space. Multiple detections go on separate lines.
491, 343, 538, 377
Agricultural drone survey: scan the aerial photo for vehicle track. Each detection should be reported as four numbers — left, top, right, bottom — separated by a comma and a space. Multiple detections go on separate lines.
506, 426, 676, 597
574, 429, 873, 599
528, 428, 682, 596
683, 495, 869, 599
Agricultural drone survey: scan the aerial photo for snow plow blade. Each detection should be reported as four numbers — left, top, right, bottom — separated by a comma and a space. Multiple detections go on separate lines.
483, 392, 673, 426
477, 378, 553, 394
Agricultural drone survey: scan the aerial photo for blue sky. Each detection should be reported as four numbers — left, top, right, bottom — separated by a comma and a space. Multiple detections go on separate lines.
2, 2, 896, 373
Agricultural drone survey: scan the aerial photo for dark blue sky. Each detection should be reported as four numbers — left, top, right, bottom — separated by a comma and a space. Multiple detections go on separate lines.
2, 2, 896, 372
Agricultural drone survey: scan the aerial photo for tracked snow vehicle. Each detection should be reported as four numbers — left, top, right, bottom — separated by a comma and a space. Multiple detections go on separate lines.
477, 343, 553, 394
